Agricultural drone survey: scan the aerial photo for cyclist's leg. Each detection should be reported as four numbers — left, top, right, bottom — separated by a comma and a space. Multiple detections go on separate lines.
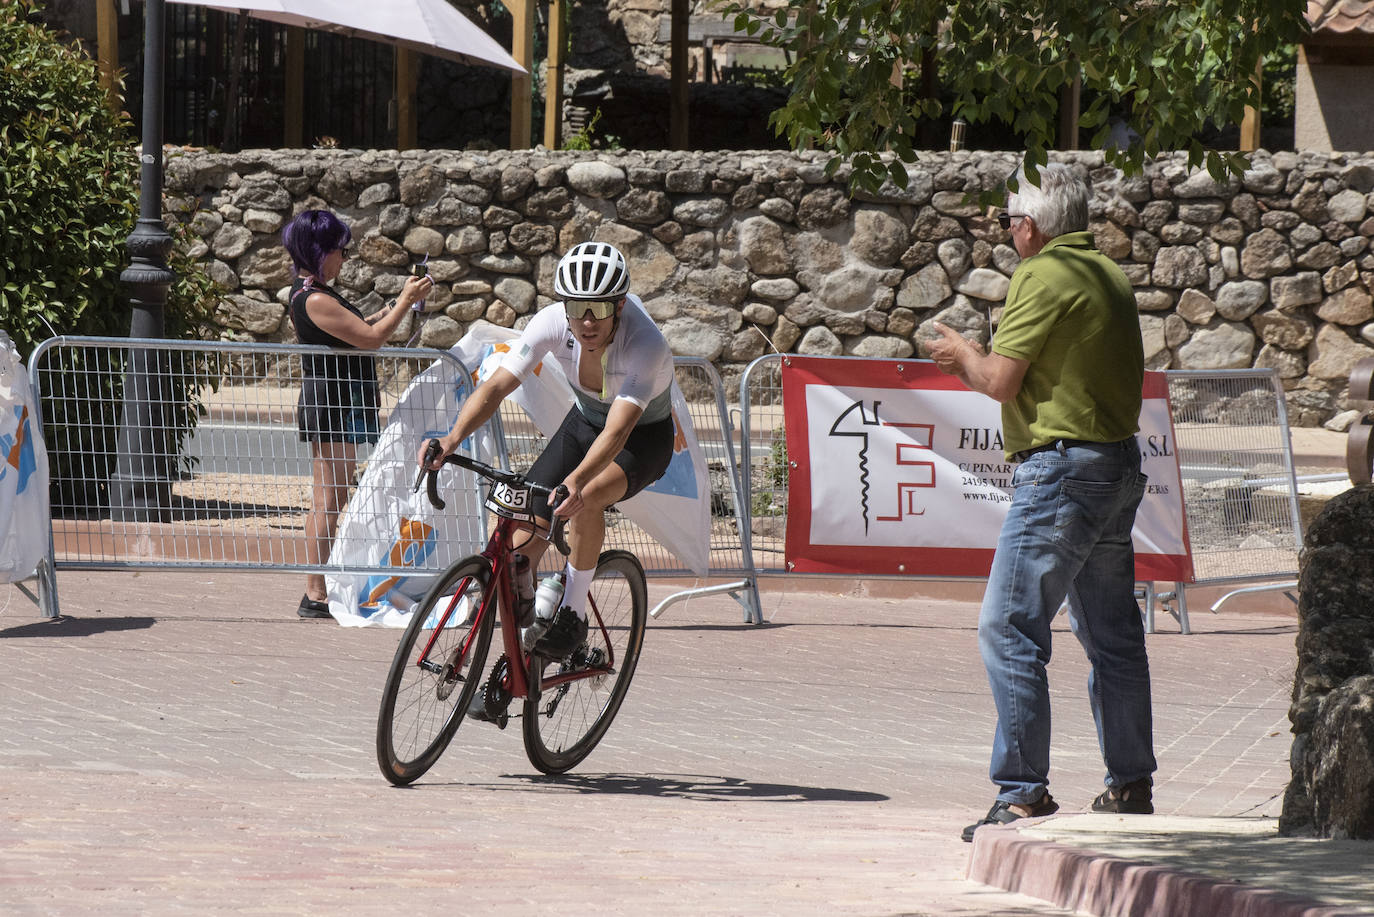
516, 408, 590, 572
562, 415, 673, 613
521, 549, 648, 774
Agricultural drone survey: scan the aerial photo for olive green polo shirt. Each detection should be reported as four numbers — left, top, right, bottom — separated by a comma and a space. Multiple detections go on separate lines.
990, 231, 1143, 461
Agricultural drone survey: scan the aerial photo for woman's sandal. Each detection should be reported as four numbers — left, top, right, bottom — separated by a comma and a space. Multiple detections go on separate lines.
961, 791, 1058, 842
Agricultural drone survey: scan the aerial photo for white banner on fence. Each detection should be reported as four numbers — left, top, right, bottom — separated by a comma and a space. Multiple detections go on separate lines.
327, 323, 712, 625
0, 331, 50, 583
781, 357, 1192, 582
326, 356, 485, 627
461, 324, 713, 579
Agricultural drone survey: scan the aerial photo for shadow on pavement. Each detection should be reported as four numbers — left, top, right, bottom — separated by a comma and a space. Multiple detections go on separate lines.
511, 772, 890, 802
0, 615, 156, 638
1181, 623, 1298, 637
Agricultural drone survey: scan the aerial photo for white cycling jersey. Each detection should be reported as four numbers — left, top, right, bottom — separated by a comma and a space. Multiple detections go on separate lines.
499, 294, 674, 426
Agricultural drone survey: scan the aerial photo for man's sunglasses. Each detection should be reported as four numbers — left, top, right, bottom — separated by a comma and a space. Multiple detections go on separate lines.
564, 299, 619, 320
997, 212, 1029, 231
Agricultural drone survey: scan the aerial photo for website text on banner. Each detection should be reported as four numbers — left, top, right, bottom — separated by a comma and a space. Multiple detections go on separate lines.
780, 357, 1192, 582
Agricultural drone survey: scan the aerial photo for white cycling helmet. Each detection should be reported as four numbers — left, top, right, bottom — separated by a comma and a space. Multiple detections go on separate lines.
554, 242, 630, 300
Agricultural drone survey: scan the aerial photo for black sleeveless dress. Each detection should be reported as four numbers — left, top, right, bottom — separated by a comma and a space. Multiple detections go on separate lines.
289, 278, 379, 444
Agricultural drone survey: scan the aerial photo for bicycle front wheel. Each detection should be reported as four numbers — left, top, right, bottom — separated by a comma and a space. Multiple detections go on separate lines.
522, 550, 647, 774
376, 556, 494, 786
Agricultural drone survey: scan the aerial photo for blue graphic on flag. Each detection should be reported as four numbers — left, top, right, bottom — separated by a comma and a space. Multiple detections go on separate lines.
0, 405, 37, 492
645, 444, 697, 499
357, 519, 440, 618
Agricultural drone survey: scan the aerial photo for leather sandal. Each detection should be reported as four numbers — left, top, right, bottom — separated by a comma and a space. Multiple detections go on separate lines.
1092, 778, 1153, 814
961, 791, 1058, 842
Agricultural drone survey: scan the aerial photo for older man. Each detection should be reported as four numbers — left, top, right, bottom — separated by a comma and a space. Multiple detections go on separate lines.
928, 163, 1157, 842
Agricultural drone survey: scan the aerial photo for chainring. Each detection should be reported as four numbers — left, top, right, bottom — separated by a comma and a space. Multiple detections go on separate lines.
482, 654, 514, 728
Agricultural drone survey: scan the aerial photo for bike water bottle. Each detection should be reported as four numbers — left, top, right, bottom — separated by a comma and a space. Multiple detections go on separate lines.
521, 572, 565, 650
511, 553, 536, 627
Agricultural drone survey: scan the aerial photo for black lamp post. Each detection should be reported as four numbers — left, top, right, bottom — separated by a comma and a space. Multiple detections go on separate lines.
110, 0, 174, 521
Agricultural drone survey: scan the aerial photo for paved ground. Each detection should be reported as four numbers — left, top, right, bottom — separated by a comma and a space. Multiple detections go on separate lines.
4, 567, 1367, 916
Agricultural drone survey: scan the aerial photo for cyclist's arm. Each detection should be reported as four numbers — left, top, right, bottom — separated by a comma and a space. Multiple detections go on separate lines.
419, 367, 521, 468
554, 398, 643, 515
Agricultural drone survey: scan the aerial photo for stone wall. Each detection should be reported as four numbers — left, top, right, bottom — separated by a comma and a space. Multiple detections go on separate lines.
1281, 484, 1374, 838
162, 147, 1374, 424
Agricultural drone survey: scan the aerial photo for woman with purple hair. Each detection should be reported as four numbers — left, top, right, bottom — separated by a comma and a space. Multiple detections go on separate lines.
282, 209, 433, 620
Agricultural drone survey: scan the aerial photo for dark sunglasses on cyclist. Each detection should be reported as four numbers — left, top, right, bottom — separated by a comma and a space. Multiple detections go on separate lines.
997, 212, 1029, 231
564, 299, 619, 321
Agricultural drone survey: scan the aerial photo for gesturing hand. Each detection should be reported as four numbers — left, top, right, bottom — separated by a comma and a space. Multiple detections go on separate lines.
927, 321, 981, 375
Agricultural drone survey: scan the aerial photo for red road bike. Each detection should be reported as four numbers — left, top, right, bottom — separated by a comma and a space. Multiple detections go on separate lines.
376, 450, 648, 785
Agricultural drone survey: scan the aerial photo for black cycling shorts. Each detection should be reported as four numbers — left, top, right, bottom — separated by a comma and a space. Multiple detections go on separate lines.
524, 407, 674, 522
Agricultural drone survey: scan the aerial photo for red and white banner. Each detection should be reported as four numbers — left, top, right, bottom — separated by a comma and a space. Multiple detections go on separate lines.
780, 357, 1193, 582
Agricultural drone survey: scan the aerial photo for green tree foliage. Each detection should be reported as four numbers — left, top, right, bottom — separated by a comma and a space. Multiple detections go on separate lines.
0, 0, 217, 353
719, 0, 1312, 194
1, 0, 221, 511
0, 0, 138, 353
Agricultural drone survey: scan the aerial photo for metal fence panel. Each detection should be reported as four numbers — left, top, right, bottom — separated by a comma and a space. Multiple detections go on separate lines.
30, 337, 479, 576
29, 339, 759, 622
737, 356, 1305, 630
738, 355, 791, 576
1166, 369, 1304, 586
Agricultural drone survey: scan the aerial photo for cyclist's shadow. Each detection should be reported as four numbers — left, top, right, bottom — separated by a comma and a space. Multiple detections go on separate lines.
502, 773, 888, 802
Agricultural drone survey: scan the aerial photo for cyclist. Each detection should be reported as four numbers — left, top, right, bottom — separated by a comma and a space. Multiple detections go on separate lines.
418, 241, 676, 658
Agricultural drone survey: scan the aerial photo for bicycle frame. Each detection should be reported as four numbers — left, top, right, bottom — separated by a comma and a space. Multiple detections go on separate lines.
414, 514, 618, 710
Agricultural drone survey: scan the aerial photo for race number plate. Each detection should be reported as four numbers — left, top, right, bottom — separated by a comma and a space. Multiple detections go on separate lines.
485, 480, 534, 522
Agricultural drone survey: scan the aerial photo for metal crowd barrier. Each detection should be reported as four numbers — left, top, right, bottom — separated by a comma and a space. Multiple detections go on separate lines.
27, 337, 480, 614
23, 338, 1306, 632
736, 355, 1306, 634
27, 337, 759, 624
1150, 369, 1305, 633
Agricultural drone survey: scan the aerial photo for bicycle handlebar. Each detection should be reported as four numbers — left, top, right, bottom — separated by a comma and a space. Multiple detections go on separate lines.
415, 439, 571, 556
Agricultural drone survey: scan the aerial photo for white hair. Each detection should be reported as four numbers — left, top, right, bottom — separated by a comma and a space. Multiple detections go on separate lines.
1008, 163, 1089, 239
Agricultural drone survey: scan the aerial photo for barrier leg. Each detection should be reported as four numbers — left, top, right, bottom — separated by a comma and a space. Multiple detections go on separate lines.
1138, 582, 1156, 634
650, 578, 763, 624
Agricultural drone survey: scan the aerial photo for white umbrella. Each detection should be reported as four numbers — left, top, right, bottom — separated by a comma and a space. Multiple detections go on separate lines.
166, 0, 525, 73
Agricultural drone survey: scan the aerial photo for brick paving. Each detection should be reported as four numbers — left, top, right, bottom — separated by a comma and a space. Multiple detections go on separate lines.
0, 569, 1324, 915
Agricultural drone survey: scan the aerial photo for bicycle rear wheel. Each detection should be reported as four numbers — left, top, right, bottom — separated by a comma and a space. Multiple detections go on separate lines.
522, 550, 647, 774
376, 556, 493, 786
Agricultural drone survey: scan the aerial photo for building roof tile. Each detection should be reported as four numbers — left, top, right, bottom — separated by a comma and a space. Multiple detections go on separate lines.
1306, 0, 1374, 35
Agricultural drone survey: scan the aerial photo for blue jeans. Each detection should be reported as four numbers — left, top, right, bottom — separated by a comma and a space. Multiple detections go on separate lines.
979, 437, 1156, 805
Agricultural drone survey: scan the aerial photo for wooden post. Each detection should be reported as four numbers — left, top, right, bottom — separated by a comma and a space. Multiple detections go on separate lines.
799, 1, 817, 150
1240, 56, 1263, 151
510, 0, 534, 149
95, 0, 120, 108
669, 0, 689, 149
543, 0, 566, 150
396, 48, 419, 151
1057, 69, 1081, 150
284, 26, 304, 148
223, 11, 247, 151
918, 44, 938, 149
